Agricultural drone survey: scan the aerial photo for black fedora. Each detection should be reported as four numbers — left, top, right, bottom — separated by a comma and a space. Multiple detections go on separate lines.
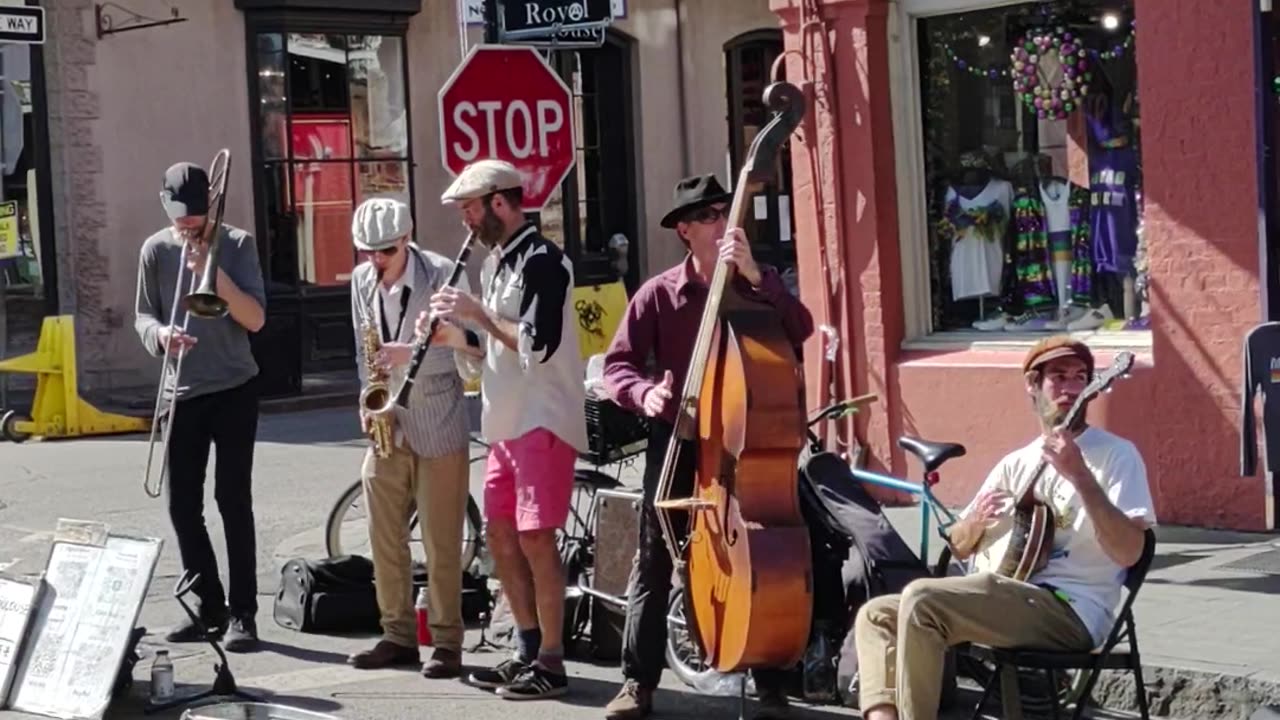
660, 174, 733, 229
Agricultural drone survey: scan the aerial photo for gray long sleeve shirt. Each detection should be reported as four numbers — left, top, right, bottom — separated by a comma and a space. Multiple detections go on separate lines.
134, 224, 266, 402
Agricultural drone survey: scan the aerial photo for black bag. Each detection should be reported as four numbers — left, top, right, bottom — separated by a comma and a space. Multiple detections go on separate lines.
800, 452, 957, 710
273, 555, 381, 634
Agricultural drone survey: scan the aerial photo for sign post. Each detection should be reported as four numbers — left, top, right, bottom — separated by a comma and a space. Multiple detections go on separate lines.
438, 45, 576, 213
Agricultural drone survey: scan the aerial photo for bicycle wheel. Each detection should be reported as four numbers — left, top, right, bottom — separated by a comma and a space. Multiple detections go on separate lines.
324, 478, 485, 572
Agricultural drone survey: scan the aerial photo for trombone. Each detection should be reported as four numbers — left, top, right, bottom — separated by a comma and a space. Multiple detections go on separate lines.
143, 149, 232, 499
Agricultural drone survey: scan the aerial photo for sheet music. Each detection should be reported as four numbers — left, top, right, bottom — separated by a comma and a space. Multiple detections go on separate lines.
0, 573, 40, 704
9, 535, 160, 719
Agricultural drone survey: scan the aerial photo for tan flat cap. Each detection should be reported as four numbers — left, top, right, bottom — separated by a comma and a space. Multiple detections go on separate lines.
352, 197, 413, 251
441, 159, 524, 203
1023, 335, 1095, 376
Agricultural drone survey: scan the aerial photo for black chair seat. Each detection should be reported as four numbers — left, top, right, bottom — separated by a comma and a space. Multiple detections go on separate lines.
965, 643, 1135, 671
898, 436, 967, 473
574, 468, 621, 490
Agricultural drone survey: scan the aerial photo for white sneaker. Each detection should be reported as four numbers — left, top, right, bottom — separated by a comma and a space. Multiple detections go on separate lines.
972, 314, 1011, 331
1066, 306, 1114, 331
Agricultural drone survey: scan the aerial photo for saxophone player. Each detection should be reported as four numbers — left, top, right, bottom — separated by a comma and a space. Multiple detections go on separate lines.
347, 197, 477, 679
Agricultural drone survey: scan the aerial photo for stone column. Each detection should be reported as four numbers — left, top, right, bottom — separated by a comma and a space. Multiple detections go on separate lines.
770, 0, 907, 478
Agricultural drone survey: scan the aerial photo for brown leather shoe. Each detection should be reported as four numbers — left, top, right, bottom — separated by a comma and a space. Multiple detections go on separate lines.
421, 647, 462, 679
347, 640, 419, 669
605, 679, 653, 720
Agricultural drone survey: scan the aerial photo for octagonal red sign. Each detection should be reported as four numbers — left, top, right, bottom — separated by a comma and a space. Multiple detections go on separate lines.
438, 45, 576, 212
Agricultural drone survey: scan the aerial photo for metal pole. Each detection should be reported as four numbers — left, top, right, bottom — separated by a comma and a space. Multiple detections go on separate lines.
483, 0, 499, 43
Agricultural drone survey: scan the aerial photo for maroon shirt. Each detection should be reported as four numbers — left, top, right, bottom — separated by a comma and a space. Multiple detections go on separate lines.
603, 256, 815, 425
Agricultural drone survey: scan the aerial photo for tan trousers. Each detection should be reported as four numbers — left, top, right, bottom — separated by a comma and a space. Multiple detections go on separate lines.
854, 572, 1093, 720
361, 443, 471, 652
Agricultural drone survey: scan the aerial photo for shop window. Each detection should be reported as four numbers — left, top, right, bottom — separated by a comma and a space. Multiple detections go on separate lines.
725, 30, 797, 293
910, 0, 1143, 339
255, 31, 411, 289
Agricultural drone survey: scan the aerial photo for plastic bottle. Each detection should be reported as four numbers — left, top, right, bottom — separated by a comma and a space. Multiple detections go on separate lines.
416, 587, 433, 646
150, 649, 174, 702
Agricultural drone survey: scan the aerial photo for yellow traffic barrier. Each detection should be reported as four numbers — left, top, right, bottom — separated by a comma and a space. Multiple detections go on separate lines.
0, 315, 151, 442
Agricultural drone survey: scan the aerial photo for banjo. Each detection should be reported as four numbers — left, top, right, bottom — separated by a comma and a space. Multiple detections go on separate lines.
970, 351, 1135, 582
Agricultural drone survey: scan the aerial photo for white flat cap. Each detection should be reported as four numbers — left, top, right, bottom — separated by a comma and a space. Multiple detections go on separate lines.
352, 197, 413, 251
441, 159, 524, 204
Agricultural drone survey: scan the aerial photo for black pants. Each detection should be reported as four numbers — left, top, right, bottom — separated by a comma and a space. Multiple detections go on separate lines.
622, 422, 840, 691
166, 380, 260, 618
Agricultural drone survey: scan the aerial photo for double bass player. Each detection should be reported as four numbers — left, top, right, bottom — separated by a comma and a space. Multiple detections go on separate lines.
600, 174, 815, 720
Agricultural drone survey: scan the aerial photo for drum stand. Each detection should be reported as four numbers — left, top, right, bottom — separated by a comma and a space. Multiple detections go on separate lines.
143, 572, 258, 715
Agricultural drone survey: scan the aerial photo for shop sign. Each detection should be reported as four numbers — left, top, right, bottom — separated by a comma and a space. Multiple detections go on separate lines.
438, 45, 576, 212
0, 7, 43, 45
0, 201, 18, 259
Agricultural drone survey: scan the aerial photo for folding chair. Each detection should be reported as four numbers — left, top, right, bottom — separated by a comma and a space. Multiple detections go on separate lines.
965, 528, 1157, 720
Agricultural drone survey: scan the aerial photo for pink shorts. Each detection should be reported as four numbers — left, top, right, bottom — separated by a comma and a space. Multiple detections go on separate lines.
483, 427, 577, 532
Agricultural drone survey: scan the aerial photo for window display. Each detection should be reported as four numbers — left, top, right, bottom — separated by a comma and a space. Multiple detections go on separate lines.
255, 32, 410, 288
920, 1, 1144, 334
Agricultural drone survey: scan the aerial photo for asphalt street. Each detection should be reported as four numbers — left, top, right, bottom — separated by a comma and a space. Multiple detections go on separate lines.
0, 408, 888, 720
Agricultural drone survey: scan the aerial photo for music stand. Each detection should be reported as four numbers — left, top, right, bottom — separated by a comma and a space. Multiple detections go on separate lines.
143, 572, 258, 715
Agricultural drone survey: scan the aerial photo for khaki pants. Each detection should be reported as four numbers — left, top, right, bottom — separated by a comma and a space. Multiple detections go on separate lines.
361, 443, 471, 652
854, 572, 1093, 720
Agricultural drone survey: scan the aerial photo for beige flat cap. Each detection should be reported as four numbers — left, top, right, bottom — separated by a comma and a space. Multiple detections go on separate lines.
441, 159, 524, 203
352, 197, 413, 251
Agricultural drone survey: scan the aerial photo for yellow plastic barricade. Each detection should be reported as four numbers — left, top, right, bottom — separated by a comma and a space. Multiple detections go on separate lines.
0, 315, 150, 442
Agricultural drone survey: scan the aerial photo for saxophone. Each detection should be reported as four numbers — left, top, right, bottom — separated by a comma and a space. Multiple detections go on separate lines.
359, 271, 393, 458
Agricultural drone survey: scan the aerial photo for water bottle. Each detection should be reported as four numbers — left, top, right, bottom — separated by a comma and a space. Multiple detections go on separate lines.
150, 649, 174, 702
415, 587, 433, 646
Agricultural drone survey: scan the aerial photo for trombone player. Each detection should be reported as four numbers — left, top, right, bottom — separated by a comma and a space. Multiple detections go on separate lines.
346, 197, 476, 679
133, 160, 266, 652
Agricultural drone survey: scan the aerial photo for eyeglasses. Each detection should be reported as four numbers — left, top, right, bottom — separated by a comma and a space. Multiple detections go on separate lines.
370, 245, 400, 257
684, 206, 730, 225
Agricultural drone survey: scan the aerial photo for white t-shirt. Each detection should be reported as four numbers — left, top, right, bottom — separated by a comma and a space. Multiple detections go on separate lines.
962, 427, 1157, 646
946, 179, 1014, 301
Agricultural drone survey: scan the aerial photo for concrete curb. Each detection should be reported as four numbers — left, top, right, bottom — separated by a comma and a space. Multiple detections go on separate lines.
1090, 664, 1280, 720
259, 390, 359, 415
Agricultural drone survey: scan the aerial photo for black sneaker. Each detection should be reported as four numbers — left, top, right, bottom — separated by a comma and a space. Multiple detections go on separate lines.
468, 658, 528, 690
223, 616, 258, 653
164, 611, 228, 643
497, 663, 569, 701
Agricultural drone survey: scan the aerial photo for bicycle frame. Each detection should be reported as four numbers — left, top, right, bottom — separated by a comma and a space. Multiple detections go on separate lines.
806, 395, 959, 562
850, 466, 957, 562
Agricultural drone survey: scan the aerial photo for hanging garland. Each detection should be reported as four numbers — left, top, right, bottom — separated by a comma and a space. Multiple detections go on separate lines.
1011, 27, 1093, 120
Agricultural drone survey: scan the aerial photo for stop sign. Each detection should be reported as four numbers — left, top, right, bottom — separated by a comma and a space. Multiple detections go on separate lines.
438, 45, 576, 212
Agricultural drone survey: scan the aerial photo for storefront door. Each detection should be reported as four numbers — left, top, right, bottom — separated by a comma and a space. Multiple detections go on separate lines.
244, 15, 415, 397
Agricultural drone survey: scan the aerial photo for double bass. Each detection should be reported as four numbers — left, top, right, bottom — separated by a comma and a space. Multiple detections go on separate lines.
653, 81, 810, 673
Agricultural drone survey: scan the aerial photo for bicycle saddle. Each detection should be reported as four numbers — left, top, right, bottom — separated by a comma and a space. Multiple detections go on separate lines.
897, 436, 966, 474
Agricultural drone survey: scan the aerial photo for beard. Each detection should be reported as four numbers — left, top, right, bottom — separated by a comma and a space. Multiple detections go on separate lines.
473, 207, 507, 249
1036, 391, 1088, 432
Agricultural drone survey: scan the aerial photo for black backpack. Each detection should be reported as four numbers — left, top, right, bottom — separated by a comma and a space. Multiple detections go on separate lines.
274, 555, 382, 634
799, 452, 957, 710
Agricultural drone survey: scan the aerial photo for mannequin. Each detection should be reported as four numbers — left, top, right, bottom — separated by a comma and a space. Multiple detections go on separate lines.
937, 153, 1014, 312
1086, 86, 1141, 321
1005, 167, 1093, 330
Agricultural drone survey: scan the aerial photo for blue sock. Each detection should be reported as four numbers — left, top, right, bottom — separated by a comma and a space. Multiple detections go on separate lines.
516, 627, 542, 664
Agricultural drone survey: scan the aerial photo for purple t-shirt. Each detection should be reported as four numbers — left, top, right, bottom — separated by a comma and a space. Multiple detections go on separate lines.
1087, 101, 1139, 274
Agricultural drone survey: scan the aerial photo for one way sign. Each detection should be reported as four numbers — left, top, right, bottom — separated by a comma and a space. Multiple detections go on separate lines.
0, 7, 43, 44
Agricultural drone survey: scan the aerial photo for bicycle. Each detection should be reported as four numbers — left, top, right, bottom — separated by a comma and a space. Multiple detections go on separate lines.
323, 413, 646, 584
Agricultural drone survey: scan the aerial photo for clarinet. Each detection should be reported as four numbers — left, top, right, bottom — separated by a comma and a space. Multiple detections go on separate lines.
390, 231, 478, 410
